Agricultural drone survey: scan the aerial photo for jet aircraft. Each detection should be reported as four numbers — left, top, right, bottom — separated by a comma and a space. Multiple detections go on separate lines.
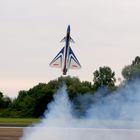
49, 25, 81, 75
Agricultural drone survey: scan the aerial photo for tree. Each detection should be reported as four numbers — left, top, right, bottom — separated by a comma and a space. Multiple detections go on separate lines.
122, 56, 140, 81
79, 81, 93, 94
2, 96, 12, 108
93, 66, 116, 90
132, 56, 140, 65
58, 76, 93, 98
0, 92, 12, 108
0, 92, 11, 118
0, 92, 5, 108
0, 92, 3, 98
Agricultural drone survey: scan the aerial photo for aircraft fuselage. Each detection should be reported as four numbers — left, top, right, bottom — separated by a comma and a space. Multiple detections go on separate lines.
63, 25, 71, 75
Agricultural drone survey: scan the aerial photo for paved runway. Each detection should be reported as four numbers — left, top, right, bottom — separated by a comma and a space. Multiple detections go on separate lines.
0, 127, 23, 140
0, 127, 140, 140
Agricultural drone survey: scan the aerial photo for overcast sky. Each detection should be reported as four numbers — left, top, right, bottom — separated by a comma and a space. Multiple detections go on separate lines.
0, 0, 140, 97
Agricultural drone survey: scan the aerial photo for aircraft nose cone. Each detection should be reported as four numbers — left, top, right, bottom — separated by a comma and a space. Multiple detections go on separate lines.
67, 25, 70, 32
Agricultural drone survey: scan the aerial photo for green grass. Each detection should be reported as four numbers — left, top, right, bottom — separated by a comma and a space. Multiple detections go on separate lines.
1, 119, 140, 129
0, 118, 40, 125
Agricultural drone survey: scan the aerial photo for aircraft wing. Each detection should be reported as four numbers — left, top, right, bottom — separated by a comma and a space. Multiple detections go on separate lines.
68, 47, 81, 69
60, 37, 66, 43
70, 36, 75, 43
49, 47, 64, 68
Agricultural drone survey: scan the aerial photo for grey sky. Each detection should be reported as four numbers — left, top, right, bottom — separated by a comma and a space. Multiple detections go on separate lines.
0, 0, 140, 97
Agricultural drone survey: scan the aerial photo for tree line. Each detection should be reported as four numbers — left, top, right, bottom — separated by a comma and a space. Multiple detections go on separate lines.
0, 56, 140, 118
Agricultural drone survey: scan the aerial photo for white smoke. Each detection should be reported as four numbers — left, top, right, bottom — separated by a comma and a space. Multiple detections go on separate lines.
87, 79, 140, 121
20, 80, 140, 140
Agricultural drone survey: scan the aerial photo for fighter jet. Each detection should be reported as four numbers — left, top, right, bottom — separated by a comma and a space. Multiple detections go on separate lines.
49, 25, 81, 75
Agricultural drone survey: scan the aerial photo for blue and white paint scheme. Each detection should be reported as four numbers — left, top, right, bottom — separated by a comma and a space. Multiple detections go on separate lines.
49, 25, 81, 75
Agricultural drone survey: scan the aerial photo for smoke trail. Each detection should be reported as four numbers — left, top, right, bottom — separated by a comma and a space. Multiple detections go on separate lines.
20, 80, 140, 140
42, 84, 73, 127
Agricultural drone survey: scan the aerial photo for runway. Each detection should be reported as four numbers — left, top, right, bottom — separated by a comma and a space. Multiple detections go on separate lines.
0, 127, 23, 140
0, 127, 140, 140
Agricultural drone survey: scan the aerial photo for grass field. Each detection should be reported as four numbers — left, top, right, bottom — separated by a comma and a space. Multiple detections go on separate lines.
0, 118, 140, 129
0, 118, 40, 125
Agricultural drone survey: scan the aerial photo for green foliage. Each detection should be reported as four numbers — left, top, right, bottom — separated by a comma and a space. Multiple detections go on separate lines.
0, 92, 12, 109
122, 56, 140, 81
10, 83, 56, 117
58, 76, 93, 99
0, 92, 4, 108
0, 118, 39, 125
0, 92, 12, 117
0, 92, 3, 98
93, 66, 116, 90
2, 96, 12, 108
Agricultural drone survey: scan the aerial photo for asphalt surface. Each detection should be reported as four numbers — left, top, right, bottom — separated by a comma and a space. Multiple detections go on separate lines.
0, 127, 140, 140
0, 127, 23, 140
